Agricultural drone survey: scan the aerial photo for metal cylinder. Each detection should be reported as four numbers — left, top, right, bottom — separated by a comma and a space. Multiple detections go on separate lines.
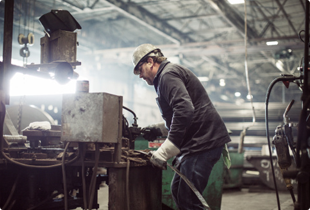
76, 80, 89, 93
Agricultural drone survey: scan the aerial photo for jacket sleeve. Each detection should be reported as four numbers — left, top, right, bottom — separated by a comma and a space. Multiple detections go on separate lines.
160, 72, 194, 148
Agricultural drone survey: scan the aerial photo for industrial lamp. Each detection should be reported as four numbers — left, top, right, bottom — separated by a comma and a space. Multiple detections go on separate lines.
39, 10, 81, 35
37, 10, 81, 84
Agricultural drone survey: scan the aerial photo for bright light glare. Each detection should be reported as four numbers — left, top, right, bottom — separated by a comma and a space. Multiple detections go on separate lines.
235, 92, 241, 97
228, 0, 244, 4
247, 94, 253, 100
10, 73, 76, 96
219, 79, 226, 87
245, 170, 259, 175
198, 77, 209, 82
266, 41, 278, 46
220, 95, 229, 101
276, 60, 284, 71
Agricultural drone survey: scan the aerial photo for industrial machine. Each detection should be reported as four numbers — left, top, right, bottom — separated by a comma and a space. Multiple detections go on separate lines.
0, 91, 163, 210
0, 2, 225, 209
2, 0, 309, 210
0, 3, 162, 210
262, 2, 310, 208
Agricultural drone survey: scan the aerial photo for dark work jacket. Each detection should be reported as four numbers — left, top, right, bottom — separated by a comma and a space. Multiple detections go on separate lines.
153, 60, 231, 158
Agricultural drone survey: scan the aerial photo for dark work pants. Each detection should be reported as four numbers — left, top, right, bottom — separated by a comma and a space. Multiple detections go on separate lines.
171, 146, 223, 210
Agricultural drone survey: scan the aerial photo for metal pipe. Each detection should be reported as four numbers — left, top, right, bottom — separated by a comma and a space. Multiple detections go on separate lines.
0, 0, 14, 160
303, 0, 309, 99
1, 0, 14, 104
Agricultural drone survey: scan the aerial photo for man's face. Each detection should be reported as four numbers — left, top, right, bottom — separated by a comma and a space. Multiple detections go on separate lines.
138, 60, 155, 86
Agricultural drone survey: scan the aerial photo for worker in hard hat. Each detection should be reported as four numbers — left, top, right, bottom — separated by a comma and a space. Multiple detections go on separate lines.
132, 43, 231, 210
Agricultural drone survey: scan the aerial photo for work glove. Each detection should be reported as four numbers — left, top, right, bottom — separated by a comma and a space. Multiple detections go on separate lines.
150, 138, 180, 170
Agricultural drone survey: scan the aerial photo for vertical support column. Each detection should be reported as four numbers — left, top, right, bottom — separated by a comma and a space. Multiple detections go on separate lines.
114, 96, 123, 163
0, 0, 14, 159
298, 1, 310, 210
1, 0, 14, 105
303, 0, 309, 99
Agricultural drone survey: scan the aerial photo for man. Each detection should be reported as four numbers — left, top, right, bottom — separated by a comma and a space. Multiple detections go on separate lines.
132, 43, 231, 210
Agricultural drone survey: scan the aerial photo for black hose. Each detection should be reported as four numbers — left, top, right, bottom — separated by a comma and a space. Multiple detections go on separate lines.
0, 101, 6, 158
88, 143, 100, 210
26, 191, 61, 210
0, 103, 79, 168
62, 142, 70, 210
265, 75, 299, 210
123, 106, 138, 127
81, 143, 88, 210
289, 188, 296, 203
6, 199, 16, 210
0, 99, 80, 169
123, 106, 136, 119
2, 173, 20, 210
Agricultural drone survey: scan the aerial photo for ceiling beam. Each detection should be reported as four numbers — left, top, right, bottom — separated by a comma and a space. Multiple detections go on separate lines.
185, 27, 235, 34
299, 0, 306, 12
274, 0, 298, 36
91, 35, 303, 55
57, 0, 181, 45
90, 0, 100, 9
251, 1, 281, 37
258, 0, 288, 37
206, 0, 258, 39
104, 0, 195, 44
62, 0, 84, 11
201, 55, 227, 72
162, 13, 220, 21
71, 7, 114, 16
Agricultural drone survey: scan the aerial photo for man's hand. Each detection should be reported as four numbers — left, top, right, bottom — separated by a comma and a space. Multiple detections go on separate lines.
150, 151, 167, 170
149, 139, 180, 170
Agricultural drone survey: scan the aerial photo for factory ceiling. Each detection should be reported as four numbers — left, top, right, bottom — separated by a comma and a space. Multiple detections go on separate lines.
0, 0, 306, 104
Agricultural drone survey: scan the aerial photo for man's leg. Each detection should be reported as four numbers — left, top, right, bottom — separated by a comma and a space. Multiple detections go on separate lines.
172, 146, 223, 210
171, 172, 181, 209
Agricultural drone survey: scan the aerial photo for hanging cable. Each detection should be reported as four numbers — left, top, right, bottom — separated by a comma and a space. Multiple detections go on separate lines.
265, 75, 300, 210
239, 0, 256, 154
81, 143, 88, 210
26, 191, 61, 210
88, 143, 100, 210
2, 173, 21, 210
1, 139, 79, 169
62, 142, 70, 210
243, 0, 256, 128
6, 199, 16, 210
0, 102, 79, 169
1, 146, 79, 168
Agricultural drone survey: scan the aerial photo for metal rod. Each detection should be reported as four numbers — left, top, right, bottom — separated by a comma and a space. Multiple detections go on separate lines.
1, 0, 14, 104
303, 0, 309, 99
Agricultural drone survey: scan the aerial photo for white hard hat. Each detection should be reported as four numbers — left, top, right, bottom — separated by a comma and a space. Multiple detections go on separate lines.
132, 43, 163, 75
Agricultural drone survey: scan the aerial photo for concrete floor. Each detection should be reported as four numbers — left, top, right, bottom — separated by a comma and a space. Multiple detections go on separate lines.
221, 188, 294, 210
76, 185, 295, 210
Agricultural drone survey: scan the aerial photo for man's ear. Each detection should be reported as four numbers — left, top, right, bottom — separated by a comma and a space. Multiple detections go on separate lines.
147, 57, 154, 65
